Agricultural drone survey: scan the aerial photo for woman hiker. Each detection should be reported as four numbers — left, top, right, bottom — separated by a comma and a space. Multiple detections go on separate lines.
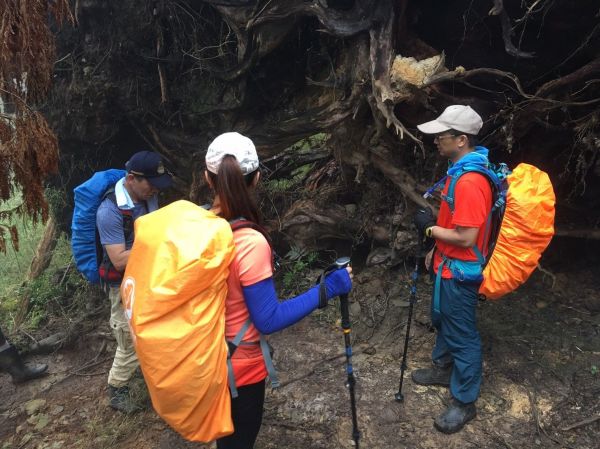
204, 132, 353, 449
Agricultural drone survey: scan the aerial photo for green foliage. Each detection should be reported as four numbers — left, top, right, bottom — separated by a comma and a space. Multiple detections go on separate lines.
264, 177, 297, 194
45, 186, 67, 219
592, 365, 599, 376
19, 259, 77, 328
292, 163, 314, 179
288, 133, 328, 153
0, 209, 44, 294
280, 246, 318, 294
0, 186, 64, 283
0, 214, 77, 332
262, 133, 328, 196
263, 163, 315, 194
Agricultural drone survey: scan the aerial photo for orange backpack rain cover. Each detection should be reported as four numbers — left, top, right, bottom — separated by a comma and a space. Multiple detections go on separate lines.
121, 200, 235, 441
479, 163, 556, 299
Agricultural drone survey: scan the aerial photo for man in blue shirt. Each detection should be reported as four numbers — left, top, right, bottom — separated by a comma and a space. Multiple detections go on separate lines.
96, 151, 172, 413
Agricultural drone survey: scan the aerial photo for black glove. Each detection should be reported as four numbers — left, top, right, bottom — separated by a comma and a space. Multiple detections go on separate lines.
413, 207, 435, 235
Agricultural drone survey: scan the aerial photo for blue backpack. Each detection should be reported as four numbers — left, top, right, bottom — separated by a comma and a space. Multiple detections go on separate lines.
71, 170, 126, 283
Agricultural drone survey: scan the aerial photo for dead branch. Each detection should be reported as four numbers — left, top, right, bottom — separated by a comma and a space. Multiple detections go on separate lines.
489, 0, 535, 58
423, 66, 532, 99
535, 57, 600, 98
366, 1, 423, 147
536, 263, 556, 289
370, 146, 430, 209
278, 344, 374, 388
245, 0, 375, 37
526, 388, 542, 435
560, 414, 600, 432
554, 227, 600, 240
26, 216, 58, 280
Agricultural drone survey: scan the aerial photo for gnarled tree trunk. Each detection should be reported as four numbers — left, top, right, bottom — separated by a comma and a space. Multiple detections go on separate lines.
46, 0, 600, 253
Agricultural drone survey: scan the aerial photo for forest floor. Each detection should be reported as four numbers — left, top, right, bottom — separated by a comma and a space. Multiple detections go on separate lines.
1, 240, 599, 449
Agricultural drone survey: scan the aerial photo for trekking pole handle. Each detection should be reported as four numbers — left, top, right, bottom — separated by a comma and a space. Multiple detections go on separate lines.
334, 256, 351, 270
335, 257, 352, 329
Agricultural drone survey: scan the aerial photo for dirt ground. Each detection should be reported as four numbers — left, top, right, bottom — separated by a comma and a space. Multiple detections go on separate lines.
1, 243, 599, 449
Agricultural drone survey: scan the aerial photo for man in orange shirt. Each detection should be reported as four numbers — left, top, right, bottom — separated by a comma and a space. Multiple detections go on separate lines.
412, 105, 492, 434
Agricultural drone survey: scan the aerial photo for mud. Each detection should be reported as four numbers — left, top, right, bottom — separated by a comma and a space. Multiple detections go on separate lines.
1, 252, 599, 449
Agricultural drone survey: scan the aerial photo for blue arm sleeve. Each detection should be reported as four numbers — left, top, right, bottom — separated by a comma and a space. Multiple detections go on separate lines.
242, 268, 352, 335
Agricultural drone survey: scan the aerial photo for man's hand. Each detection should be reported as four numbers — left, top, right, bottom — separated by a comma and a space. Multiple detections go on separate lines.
424, 247, 434, 271
413, 208, 436, 235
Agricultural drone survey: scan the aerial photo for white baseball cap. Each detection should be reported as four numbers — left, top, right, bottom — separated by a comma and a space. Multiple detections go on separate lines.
417, 105, 483, 135
206, 132, 259, 175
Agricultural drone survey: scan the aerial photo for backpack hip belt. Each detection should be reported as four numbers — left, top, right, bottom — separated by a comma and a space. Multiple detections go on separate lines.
226, 318, 279, 398
433, 250, 485, 323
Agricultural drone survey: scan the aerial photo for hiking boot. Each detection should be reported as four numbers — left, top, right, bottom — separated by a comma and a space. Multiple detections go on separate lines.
434, 399, 476, 434
411, 365, 452, 387
0, 345, 48, 383
108, 385, 142, 414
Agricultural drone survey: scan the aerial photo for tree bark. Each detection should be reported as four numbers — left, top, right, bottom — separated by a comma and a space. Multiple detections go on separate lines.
27, 216, 58, 280
14, 216, 59, 328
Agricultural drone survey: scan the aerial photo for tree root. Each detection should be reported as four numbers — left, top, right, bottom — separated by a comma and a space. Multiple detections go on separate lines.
536, 263, 556, 289
560, 414, 600, 432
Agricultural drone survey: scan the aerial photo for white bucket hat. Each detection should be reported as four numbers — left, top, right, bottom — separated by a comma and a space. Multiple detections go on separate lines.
206, 132, 259, 175
417, 105, 483, 136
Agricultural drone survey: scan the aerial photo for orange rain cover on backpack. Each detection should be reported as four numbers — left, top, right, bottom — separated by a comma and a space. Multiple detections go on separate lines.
479, 164, 555, 300
121, 200, 235, 442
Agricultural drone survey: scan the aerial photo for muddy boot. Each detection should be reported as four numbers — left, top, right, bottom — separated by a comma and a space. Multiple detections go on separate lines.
411, 364, 452, 387
434, 398, 476, 434
108, 385, 142, 414
0, 345, 48, 383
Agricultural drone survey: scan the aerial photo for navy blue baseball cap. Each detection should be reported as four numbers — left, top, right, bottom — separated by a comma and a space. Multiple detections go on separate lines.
125, 151, 173, 190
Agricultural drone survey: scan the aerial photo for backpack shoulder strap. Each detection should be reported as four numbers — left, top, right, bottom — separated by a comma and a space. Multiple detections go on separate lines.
103, 188, 134, 240
230, 219, 280, 271
443, 167, 496, 263
227, 220, 280, 395
97, 188, 135, 285
444, 167, 494, 213
229, 218, 273, 249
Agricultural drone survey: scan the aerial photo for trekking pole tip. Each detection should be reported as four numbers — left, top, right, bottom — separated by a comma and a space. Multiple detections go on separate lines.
394, 391, 405, 402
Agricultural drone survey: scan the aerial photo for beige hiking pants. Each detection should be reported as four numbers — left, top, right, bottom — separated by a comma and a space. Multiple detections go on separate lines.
107, 285, 139, 387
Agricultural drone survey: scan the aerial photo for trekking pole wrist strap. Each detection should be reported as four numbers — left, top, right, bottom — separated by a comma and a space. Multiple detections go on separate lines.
318, 279, 328, 309
316, 264, 337, 309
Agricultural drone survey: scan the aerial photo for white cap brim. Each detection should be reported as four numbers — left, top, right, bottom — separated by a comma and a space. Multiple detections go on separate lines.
417, 120, 451, 134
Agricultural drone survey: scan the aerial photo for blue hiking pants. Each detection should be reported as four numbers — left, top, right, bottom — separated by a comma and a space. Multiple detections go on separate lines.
431, 278, 482, 404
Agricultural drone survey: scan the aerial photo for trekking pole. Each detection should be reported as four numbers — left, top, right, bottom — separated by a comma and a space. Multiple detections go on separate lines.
394, 233, 423, 402
334, 256, 360, 449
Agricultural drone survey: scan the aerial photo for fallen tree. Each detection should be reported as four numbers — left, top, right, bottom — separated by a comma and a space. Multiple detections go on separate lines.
42, 0, 600, 253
